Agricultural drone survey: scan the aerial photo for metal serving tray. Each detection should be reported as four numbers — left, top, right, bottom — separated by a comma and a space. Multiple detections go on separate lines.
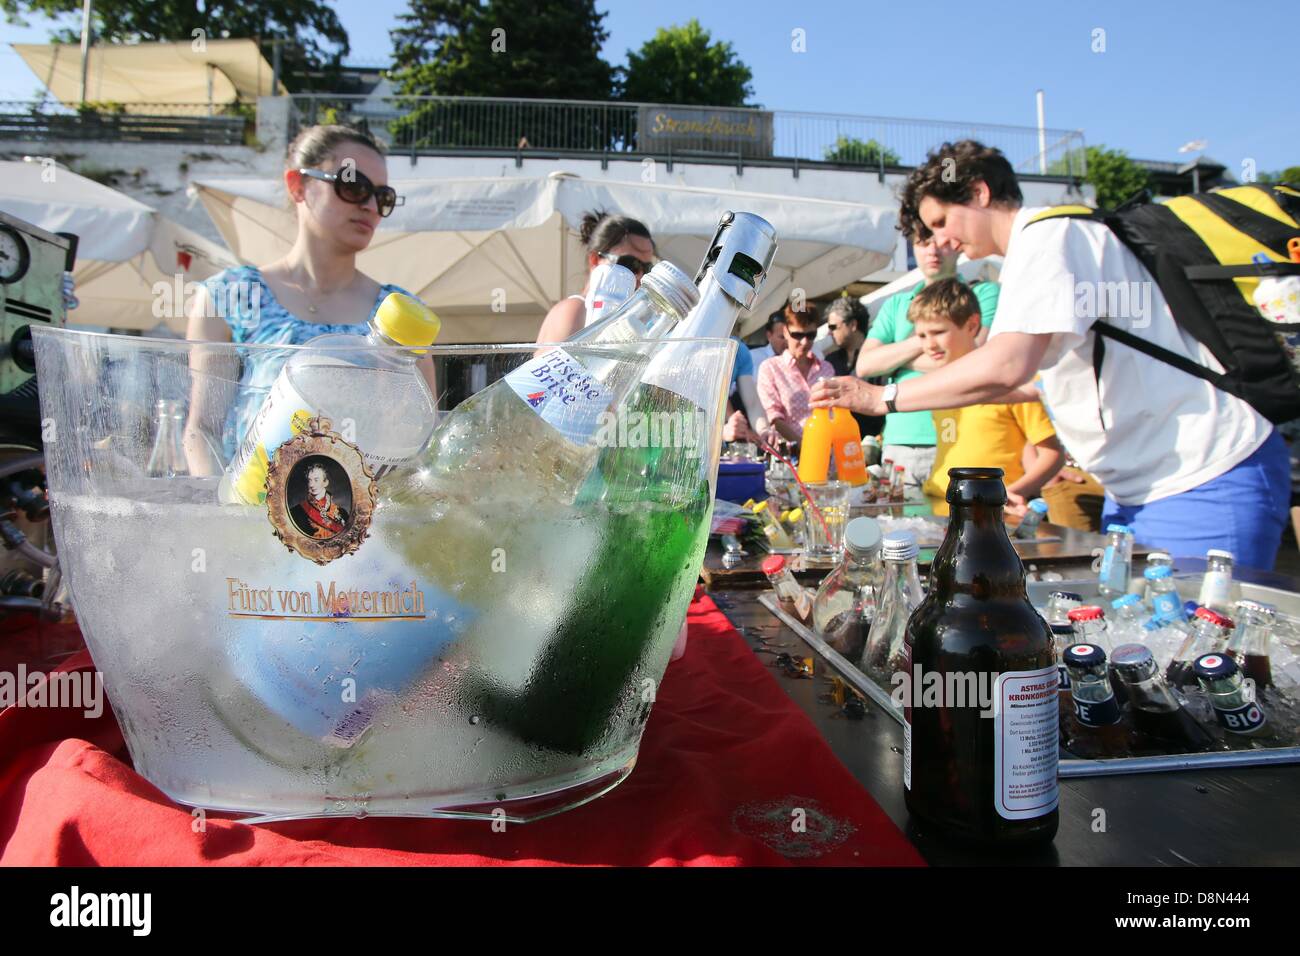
758, 572, 1300, 778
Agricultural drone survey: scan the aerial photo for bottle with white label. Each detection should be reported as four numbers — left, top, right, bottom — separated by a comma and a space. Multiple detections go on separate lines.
218, 292, 441, 505
903, 466, 1059, 847
582, 262, 637, 327
387, 261, 699, 509
1198, 549, 1236, 613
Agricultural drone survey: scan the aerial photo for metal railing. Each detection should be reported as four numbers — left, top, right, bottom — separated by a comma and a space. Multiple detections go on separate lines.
0, 101, 252, 145
291, 94, 1086, 176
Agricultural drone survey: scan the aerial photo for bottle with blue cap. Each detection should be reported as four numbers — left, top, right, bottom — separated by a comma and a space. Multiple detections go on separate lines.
1144, 565, 1184, 625
1098, 523, 1134, 600
812, 516, 883, 662
862, 529, 923, 680
1192, 652, 1270, 738
1013, 498, 1050, 539
1109, 592, 1153, 643
1061, 643, 1131, 758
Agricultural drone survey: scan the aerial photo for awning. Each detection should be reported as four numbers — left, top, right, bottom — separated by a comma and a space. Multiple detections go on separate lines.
12, 38, 286, 111
0, 160, 238, 331
192, 171, 898, 342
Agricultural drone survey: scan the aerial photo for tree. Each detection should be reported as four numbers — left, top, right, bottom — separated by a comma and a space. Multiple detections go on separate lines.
389, 0, 615, 148
824, 136, 901, 167
1259, 166, 1300, 185
1048, 144, 1150, 209
1, 0, 350, 92
618, 19, 754, 107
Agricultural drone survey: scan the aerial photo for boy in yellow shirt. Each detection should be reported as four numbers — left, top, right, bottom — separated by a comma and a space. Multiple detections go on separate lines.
910, 279, 1064, 516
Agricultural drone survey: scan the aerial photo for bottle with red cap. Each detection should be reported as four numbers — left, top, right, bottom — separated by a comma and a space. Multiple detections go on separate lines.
1166, 607, 1233, 688
1067, 605, 1126, 706
762, 553, 812, 621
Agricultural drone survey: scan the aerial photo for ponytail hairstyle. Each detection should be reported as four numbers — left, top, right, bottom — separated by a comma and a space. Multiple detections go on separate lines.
579, 208, 654, 257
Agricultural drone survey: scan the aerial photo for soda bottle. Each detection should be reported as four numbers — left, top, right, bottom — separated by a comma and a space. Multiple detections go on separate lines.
1110, 643, 1214, 752
752, 500, 795, 549
1013, 498, 1049, 539
903, 467, 1059, 847
1166, 607, 1233, 688
811, 516, 883, 661
867, 464, 887, 502
220, 292, 440, 505
1109, 593, 1153, 643
1051, 621, 1076, 724
1199, 549, 1236, 613
1144, 565, 1183, 625
1141, 552, 1173, 601
1044, 590, 1083, 626
1061, 643, 1131, 758
863, 434, 882, 467
797, 407, 834, 483
1192, 653, 1270, 738
582, 261, 636, 326
862, 530, 924, 680
888, 465, 906, 503
1067, 605, 1112, 653
145, 399, 188, 478
1227, 600, 1275, 688
830, 408, 869, 485
1097, 523, 1134, 601
763, 553, 812, 622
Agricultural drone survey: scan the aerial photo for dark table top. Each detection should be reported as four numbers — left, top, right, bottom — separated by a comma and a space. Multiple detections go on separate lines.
708, 588, 1300, 866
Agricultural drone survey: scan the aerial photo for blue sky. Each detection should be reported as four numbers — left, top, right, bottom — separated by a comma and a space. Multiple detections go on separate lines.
2, 0, 1295, 171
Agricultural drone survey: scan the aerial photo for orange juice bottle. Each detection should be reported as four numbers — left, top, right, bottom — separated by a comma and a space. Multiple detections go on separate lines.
798, 407, 834, 483
831, 408, 869, 485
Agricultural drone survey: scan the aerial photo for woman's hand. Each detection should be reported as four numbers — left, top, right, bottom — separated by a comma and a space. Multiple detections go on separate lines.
810, 376, 884, 415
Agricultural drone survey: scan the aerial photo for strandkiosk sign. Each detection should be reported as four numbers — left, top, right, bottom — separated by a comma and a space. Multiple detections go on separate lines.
637, 104, 774, 157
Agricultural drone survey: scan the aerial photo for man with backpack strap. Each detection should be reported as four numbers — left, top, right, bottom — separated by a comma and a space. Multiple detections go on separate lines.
812, 139, 1295, 569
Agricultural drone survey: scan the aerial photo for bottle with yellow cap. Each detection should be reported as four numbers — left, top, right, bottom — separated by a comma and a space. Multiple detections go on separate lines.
753, 500, 794, 549
218, 292, 441, 505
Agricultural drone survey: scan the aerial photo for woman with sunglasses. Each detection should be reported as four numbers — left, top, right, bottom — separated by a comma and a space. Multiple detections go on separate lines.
534, 210, 657, 343
183, 124, 429, 472
755, 301, 834, 450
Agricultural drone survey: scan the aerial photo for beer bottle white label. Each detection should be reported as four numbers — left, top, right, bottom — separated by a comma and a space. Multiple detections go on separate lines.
503, 347, 614, 446
993, 665, 1060, 820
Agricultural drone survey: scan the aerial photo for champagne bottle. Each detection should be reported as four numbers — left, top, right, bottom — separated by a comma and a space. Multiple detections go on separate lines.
471, 212, 778, 754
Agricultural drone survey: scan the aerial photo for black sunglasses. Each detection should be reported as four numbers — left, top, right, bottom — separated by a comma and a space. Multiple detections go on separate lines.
299, 167, 404, 218
826, 322, 842, 332
787, 329, 818, 341
600, 252, 656, 276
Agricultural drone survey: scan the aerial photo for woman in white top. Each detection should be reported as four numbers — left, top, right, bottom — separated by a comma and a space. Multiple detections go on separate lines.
813, 140, 1290, 569
535, 210, 656, 342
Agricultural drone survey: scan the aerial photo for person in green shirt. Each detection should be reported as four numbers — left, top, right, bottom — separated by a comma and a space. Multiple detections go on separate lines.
854, 232, 1000, 488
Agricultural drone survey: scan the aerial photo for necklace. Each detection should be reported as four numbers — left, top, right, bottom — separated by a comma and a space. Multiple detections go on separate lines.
281, 268, 357, 316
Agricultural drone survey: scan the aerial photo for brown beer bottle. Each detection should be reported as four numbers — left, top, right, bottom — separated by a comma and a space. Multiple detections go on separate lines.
903, 468, 1059, 847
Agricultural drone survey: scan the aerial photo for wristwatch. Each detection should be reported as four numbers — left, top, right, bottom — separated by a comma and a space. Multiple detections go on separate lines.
882, 382, 899, 414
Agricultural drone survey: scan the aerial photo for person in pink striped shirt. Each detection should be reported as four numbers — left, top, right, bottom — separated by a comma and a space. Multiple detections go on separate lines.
757, 301, 835, 448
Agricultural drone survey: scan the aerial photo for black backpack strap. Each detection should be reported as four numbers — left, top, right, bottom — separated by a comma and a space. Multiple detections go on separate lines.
1091, 320, 1232, 389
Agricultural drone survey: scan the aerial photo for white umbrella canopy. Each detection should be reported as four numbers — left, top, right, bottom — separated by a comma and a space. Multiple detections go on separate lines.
0, 160, 238, 332
193, 171, 898, 343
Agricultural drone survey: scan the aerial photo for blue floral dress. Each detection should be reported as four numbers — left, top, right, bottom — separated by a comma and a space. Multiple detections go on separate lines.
203, 265, 414, 459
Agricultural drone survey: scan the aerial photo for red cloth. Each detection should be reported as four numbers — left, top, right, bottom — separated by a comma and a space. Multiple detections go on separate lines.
0, 594, 924, 866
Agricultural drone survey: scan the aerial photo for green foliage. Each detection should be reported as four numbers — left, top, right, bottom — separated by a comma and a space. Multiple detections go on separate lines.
1048, 144, 1150, 209
1258, 166, 1300, 185
618, 18, 754, 107
1, 0, 350, 92
823, 136, 901, 167
389, 0, 615, 149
